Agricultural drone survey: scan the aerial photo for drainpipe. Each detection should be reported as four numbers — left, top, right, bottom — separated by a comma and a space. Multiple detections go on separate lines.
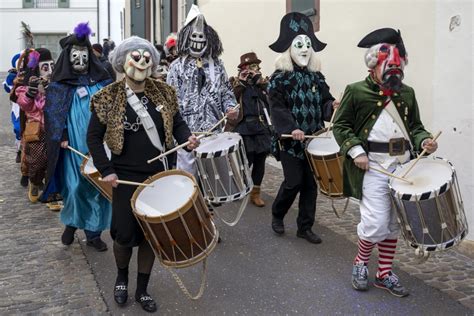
107, 0, 111, 39
97, 0, 100, 43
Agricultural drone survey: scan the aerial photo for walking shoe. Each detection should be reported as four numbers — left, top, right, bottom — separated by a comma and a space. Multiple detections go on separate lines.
352, 261, 369, 291
374, 272, 409, 297
135, 293, 157, 313
61, 225, 77, 245
114, 281, 128, 305
271, 217, 285, 235
16, 151, 21, 163
28, 182, 39, 203
86, 238, 108, 252
46, 201, 63, 212
20, 175, 29, 187
250, 186, 265, 207
296, 229, 322, 244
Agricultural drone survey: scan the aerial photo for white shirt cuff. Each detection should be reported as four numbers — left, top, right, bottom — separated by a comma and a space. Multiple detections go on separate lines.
348, 145, 366, 159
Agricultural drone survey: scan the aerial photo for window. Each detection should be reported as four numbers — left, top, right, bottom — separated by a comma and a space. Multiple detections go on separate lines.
286, 0, 320, 31
135, 0, 141, 9
32, 33, 67, 60
23, 0, 69, 8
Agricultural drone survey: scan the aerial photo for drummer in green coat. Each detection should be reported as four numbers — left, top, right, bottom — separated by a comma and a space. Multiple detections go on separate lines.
332, 28, 438, 297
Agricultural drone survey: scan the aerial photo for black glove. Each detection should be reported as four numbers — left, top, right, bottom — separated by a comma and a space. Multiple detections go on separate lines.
26, 76, 40, 99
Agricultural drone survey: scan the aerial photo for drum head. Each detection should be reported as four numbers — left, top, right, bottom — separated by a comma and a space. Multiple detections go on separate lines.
391, 157, 453, 196
135, 174, 195, 217
195, 132, 242, 157
306, 130, 340, 156
83, 144, 111, 174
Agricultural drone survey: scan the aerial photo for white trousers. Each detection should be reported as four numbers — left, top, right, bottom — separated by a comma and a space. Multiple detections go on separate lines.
357, 161, 400, 243
177, 149, 197, 177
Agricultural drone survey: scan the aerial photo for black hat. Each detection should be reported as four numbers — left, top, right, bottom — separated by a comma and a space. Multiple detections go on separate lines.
358, 28, 406, 57
36, 48, 52, 62
269, 12, 326, 53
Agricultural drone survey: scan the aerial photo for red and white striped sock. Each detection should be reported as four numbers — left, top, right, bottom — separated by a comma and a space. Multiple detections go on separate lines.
354, 238, 376, 265
376, 238, 398, 278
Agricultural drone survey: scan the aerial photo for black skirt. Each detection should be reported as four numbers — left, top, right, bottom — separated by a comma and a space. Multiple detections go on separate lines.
242, 133, 271, 155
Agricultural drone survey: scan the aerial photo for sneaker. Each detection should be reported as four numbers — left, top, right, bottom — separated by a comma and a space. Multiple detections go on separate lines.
28, 183, 39, 203
16, 151, 21, 163
86, 238, 108, 252
352, 261, 369, 291
374, 272, 409, 297
20, 175, 29, 187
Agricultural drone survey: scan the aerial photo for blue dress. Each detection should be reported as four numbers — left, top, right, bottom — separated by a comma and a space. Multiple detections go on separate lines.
59, 83, 112, 232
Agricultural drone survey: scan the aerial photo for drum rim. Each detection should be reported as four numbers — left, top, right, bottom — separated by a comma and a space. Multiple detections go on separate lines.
194, 132, 243, 158
388, 156, 455, 201
131, 169, 199, 222
305, 128, 340, 158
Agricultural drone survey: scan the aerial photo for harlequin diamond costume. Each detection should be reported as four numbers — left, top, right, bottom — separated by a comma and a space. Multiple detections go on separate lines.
268, 12, 337, 244
40, 23, 113, 250
14, 48, 54, 203
167, 5, 237, 175
333, 28, 437, 297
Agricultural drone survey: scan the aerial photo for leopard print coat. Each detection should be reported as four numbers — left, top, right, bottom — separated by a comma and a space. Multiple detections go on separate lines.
90, 78, 179, 155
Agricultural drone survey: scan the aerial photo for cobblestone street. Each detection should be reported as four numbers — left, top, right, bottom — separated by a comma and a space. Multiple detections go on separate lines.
1, 141, 473, 314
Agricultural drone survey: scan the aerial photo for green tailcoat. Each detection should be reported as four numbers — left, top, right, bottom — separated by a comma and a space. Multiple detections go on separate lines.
332, 76, 432, 200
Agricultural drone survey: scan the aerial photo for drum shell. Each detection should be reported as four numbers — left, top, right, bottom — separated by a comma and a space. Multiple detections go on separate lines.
80, 157, 113, 202
305, 128, 344, 197
389, 157, 468, 252
131, 170, 218, 268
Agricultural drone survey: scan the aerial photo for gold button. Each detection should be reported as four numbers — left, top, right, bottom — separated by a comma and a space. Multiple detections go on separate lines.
346, 142, 350, 146
393, 93, 398, 96
404, 116, 407, 121
397, 103, 401, 107
364, 129, 368, 133
379, 91, 384, 96
377, 101, 382, 107
371, 114, 376, 119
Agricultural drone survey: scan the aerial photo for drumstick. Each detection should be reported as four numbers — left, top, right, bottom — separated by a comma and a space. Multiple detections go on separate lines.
401, 131, 442, 178
147, 104, 241, 164
67, 146, 89, 160
280, 134, 331, 139
325, 92, 343, 136
98, 177, 154, 187
370, 167, 414, 185
147, 134, 206, 164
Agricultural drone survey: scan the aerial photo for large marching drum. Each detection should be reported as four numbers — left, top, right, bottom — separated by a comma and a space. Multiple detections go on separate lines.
389, 156, 468, 255
80, 145, 113, 202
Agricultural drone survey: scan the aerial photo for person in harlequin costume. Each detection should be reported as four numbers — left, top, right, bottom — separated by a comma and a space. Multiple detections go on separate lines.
2, 53, 22, 164
40, 22, 113, 251
15, 48, 54, 203
332, 28, 438, 297
225, 52, 271, 207
167, 4, 238, 175
268, 12, 339, 244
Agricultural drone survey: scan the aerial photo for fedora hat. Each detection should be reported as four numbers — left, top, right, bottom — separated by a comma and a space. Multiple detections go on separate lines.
238, 52, 261, 69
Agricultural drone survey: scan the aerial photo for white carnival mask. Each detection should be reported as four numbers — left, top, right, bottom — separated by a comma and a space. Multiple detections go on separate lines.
124, 49, 153, 81
39, 60, 54, 80
290, 35, 313, 67
70, 45, 89, 73
188, 15, 207, 58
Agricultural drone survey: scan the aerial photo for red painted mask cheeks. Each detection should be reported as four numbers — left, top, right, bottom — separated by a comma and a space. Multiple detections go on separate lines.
376, 44, 406, 93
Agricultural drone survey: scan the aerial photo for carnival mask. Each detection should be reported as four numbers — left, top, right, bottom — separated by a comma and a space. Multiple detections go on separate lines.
124, 49, 153, 81
39, 60, 54, 80
290, 35, 313, 67
70, 45, 89, 73
188, 15, 208, 58
374, 44, 406, 92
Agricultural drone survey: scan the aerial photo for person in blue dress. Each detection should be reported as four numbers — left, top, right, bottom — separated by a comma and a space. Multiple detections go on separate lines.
40, 23, 112, 251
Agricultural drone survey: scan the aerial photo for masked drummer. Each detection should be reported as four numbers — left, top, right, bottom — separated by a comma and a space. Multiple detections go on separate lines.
332, 28, 438, 297
87, 36, 199, 312
269, 12, 339, 244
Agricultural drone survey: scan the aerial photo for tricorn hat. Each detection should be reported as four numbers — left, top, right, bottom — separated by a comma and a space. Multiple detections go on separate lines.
358, 28, 406, 57
238, 52, 261, 69
269, 12, 326, 53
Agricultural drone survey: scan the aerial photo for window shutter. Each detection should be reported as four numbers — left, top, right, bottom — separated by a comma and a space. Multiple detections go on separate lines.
58, 0, 69, 8
23, 0, 34, 8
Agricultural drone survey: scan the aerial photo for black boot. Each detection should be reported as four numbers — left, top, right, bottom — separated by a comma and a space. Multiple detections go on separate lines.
61, 225, 77, 245
20, 175, 29, 187
16, 151, 21, 163
135, 273, 157, 312
114, 267, 128, 305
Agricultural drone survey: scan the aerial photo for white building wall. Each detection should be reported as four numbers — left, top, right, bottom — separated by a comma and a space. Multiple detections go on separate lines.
432, 0, 473, 241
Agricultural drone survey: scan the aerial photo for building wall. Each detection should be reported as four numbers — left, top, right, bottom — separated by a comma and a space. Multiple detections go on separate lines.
0, 0, 98, 71
432, 0, 473, 241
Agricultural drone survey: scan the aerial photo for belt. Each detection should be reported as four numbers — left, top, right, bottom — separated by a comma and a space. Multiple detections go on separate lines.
367, 138, 410, 156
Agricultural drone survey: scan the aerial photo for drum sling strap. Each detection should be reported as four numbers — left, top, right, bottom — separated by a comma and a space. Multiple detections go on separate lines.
125, 83, 168, 169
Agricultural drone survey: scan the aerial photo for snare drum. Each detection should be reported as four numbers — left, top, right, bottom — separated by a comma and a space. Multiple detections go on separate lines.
389, 156, 468, 252
131, 170, 218, 268
80, 145, 112, 202
305, 128, 344, 197
194, 132, 253, 203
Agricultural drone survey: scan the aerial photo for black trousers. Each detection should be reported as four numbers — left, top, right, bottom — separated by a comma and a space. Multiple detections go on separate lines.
272, 151, 317, 232
247, 151, 267, 186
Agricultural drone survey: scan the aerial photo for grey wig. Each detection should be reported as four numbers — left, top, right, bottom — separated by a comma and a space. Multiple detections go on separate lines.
109, 36, 161, 73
